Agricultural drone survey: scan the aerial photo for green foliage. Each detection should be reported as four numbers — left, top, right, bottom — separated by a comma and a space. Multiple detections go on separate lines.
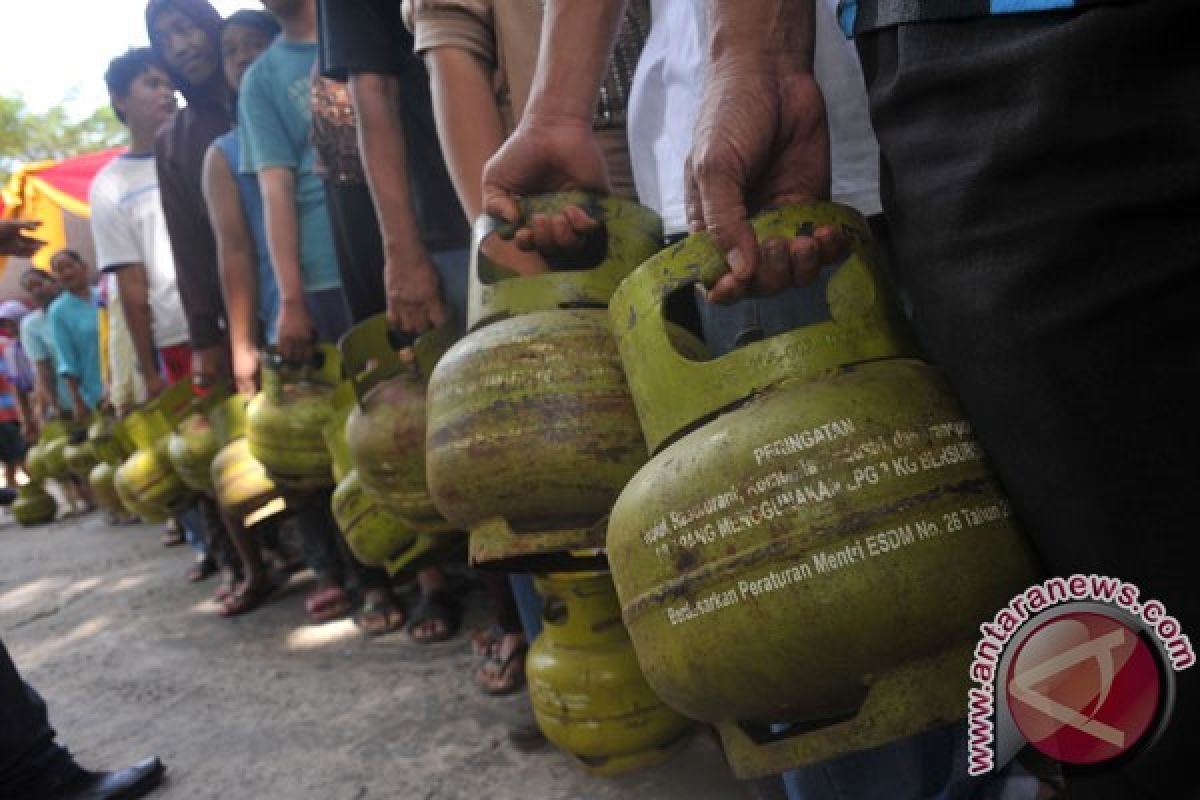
0, 95, 125, 184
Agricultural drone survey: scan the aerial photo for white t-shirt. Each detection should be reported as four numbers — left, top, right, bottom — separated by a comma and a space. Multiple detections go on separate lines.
89, 153, 189, 348
628, 0, 881, 234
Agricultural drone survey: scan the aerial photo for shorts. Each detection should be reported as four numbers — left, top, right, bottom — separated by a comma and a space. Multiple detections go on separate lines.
0, 421, 26, 465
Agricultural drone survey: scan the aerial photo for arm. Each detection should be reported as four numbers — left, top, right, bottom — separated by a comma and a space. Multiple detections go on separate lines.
155, 134, 227, 353
0, 220, 46, 257
49, 311, 90, 418
348, 73, 446, 333
257, 166, 313, 363
684, 0, 844, 303
203, 145, 260, 395
32, 361, 59, 419
480, 0, 622, 250
105, 285, 144, 413
64, 375, 89, 419
424, 47, 547, 274
113, 265, 166, 399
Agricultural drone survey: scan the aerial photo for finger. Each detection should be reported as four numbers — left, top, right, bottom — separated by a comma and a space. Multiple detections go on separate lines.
549, 212, 582, 252
483, 192, 521, 226
514, 229, 537, 252
695, 163, 760, 288
14, 220, 42, 231
813, 225, 848, 267
788, 236, 822, 287
563, 205, 601, 236
753, 237, 792, 296
683, 156, 706, 233
707, 273, 748, 305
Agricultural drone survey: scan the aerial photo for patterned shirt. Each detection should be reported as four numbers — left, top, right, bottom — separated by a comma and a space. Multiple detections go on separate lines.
839, 0, 1125, 35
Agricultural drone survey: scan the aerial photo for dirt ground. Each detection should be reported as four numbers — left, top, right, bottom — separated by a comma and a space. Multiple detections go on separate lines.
0, 507, 771, 800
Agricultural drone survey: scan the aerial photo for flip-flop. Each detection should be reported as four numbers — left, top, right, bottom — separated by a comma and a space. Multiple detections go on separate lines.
305, 585, 351, 624
407, 589, 462, 644
471, 623, 506, 658
218, 581, 279, 618
354, 592, 406, 636
476, 639, 529, 696
186, 557, 218, 583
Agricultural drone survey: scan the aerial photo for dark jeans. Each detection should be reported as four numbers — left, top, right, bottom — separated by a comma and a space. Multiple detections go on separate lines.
858, 1, 1199, 796
294, 495, 390, 595
0, 640, 71, 799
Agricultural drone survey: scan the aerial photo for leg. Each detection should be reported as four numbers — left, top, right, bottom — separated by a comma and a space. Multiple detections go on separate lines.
293, 499, 352, 623
0, 639, 68, 797
475, 572, 527, 695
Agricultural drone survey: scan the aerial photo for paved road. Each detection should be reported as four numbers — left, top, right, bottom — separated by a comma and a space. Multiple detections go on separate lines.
0, 509, 760, 800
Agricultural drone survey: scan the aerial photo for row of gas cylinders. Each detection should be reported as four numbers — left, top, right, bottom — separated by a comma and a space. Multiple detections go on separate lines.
16, 194, 1041, 779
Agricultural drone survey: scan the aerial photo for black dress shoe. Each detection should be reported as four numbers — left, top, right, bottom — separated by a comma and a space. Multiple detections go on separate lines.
49, 757, 166, 800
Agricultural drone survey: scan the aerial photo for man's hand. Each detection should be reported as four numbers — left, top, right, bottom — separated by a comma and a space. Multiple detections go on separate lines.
0, 220, 46, 258
191, 346, 227, 390
230, 340, 259, 396
685, 62, 846, 304
144, 370, 166, 400
482, 114, 609, 258
275, 297, 314, 365
386, 253, 446, 334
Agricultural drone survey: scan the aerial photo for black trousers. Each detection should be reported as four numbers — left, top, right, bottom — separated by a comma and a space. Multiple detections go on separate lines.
857, 0, 1199, 796
0, 640, 69, 799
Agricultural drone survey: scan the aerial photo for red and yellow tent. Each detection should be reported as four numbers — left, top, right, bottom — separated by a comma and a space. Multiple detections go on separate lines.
0, 146, 124, 299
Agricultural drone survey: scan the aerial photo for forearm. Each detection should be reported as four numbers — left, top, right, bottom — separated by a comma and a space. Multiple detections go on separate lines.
349, 74, 428, 262
34, 362, 58, 415
65, 375, 88, 414
707, 0, 815, 71
220, 247, 260, 358
425, 49, 508, 220
527, 0, 628, 124
259, 169, 306, 308
117, 270, 160, 381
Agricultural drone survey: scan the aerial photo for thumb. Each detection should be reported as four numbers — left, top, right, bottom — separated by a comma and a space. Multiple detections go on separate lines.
696, 164, 760, 289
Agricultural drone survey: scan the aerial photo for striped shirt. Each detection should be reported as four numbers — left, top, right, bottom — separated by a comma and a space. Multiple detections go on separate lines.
838, 0, 1125, 35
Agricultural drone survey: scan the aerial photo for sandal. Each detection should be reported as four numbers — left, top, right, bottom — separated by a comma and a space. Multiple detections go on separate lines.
218, 580, 279, 618
186, 556, 218, 583
354, 591, 406, 636
305, 585, 351, 624
407, 589, 462, 644
476, 637, 528, 696
471, 623, 506, 658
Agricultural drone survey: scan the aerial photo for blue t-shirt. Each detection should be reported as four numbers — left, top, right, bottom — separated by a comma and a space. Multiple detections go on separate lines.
238, 38, 340, 294
20, 307, 74, 411
216, 128, 280, 343
47, 290, 104, 410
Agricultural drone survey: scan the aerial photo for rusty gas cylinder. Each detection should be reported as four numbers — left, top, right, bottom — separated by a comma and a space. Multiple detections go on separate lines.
605, 203, 1041, 778
425, 193, 668, 572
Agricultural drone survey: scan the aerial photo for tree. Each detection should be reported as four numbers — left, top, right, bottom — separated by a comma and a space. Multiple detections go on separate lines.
0, 94, 125, 184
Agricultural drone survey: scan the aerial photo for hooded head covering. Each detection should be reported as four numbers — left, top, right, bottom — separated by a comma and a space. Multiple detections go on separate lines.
145, 0, 226, 104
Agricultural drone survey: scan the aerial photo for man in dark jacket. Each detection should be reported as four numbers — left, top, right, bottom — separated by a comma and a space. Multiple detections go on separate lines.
146, 0, 233, 386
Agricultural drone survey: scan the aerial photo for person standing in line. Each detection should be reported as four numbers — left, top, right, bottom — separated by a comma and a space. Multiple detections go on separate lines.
402, 0, 647, 689
237, 0, 386, 626
0, 301, 35, 490
16, 268, 96, 515
146, 0, 235, 389
46, 250, 104, 424
90, 48, 188, 399
200, 8, 298, 618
